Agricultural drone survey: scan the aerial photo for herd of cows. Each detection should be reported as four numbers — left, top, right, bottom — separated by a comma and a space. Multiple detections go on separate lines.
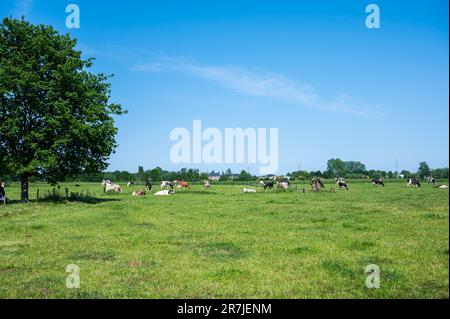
0, 176, 445, 207
101, 176, 449, 197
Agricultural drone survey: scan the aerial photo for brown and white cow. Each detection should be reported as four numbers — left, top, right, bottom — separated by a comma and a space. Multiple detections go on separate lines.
174, 180, 191, 189
132, 189, 146, 196
102, 180, 122, 193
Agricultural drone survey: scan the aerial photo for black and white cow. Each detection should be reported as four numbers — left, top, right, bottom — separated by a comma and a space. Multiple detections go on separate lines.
407, 178, 421, 188
154, 189, 175, 196
0, 181, 6, 206
145, 178, 152, 190
337, 178, 349, 190
260, 181, 275, 190
372, 178, 385, 187
427, 176, 436, 185
160, 181, 173, 189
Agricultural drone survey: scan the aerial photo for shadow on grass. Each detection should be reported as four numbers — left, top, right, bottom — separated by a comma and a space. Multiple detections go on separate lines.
3, 197, 121, 205
189, 241, 247, 261
173, 190, 220, 195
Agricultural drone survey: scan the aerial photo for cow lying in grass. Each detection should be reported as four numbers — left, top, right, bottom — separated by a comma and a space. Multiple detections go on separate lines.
242, 188, 256, 193
132, 190, 145, 196
155, 190, 175, 196
102, 180, 123, 193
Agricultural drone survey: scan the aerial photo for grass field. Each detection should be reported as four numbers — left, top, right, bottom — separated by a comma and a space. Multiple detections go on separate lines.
0, 180, 448, 298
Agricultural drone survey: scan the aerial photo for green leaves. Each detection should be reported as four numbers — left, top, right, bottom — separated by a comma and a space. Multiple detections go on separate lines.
0, 18, 125, 193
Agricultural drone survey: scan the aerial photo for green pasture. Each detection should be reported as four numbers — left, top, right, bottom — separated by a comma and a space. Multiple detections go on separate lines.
0, 180, 448, 298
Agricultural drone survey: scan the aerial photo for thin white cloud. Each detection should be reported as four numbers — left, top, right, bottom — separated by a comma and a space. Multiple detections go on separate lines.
131, 56, 384, 118
12, 0, 33, 17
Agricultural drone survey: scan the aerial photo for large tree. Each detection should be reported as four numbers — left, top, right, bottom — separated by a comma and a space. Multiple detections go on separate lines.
344, 161, 366, 175
0, 18, 125, 201
417, 162, 431, 179
326, 158, 346, 178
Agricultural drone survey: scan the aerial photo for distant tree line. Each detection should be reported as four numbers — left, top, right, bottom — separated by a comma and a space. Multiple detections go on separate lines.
287, 160, 448, 180
1, 160, 448, 183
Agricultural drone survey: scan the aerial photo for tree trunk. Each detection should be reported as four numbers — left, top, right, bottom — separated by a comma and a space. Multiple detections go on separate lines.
21, 174, 29, 203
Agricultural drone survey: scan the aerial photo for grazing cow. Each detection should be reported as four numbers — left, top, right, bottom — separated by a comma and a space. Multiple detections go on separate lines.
160, 181, 173, 189
277, 181, 289, 190
203, 180, 211, 189
337, 178, 349, 190
427, 176, 436, 185
372, 178, 385, 187
260, 181, 275, 190
132, 189, 146, 196
407, 178, 421, 188
127, 181, 135, 187
145, 178, 152, 190
175, 180, 191, 189
0, 181, 6, 206
154, 190, 175, 196
242, 188, 256, 193
311, 177, 324, 192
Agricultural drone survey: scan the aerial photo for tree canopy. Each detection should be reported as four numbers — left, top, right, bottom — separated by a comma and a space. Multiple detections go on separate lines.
326, 158, 346, 178
344, 161, 366, 175
417, 162, 431, 179
0, 18, 125, 201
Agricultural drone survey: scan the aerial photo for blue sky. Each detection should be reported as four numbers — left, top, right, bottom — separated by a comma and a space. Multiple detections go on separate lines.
1, 0, 448, 174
